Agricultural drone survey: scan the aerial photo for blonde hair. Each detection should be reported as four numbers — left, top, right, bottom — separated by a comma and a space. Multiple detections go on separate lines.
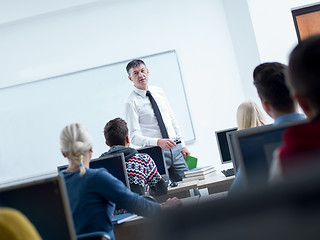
60, 123, 93, 176
236, 101, 267, 130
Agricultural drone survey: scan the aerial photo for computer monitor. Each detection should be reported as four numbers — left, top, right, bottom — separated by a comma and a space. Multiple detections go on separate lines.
230, 122, 301, 187
57, 153, 130, 190
0, 174, 77, 240
226, 130, 240, 172
137, 146, 169, 178
215, 127, 237, 165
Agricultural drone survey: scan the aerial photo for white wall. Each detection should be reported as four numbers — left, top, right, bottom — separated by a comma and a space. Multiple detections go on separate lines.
0, 0, 244, 183
0, 0, 100, 24
223, 0, 262, 104
247, 0, 320, 64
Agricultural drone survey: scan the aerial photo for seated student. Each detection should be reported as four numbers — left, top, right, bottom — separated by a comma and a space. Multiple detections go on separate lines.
100, 117, 167, 196
236, 100, 267, 130
229, 100, 267, 194
229, 62, 307, 195
270, 34, 320, 180
60, 123, 182, 240
253, 62, 305, 126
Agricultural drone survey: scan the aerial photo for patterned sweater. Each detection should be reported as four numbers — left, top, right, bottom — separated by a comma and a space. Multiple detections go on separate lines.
100, 145, 167, 196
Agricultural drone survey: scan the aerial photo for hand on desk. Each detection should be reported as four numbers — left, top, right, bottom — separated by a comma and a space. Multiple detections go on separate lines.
160, 197, 183, 210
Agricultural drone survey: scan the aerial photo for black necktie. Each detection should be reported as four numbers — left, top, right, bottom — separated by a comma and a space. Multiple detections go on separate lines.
146, 90, 169, 138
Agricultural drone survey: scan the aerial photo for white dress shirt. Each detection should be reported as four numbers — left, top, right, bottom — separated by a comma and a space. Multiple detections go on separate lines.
125, 85, 185, 148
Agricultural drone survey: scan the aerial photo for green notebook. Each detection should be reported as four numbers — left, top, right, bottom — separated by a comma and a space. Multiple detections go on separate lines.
186, 155, 198, 170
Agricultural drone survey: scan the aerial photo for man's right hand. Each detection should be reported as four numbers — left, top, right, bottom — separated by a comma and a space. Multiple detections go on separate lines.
157, 139, 177, 150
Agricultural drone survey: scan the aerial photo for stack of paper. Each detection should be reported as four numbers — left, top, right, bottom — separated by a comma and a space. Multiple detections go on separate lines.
183, 166, 216, 182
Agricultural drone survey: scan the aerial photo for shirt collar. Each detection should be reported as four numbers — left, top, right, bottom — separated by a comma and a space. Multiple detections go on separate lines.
133, 86, 148, 97
273, 112, 306, 126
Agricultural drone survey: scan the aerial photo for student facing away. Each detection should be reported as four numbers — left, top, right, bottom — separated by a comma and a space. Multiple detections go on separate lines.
60, 123, 182, 239
229, 62, 305, 194
100, 117, 168, 196
228, 100, 267, 194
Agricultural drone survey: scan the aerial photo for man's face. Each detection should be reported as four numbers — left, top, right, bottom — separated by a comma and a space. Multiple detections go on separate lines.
128, 64, 149, 90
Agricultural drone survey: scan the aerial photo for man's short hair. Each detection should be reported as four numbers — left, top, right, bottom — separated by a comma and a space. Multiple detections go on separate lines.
288, 34, 320, 109
104, 118, 128, 146
126, 59, 146, 74
253, 62, 295, 112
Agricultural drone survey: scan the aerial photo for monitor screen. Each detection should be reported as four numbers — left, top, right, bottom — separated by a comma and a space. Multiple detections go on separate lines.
226, 130, 240, 172
0, 175, 76, 240
57, 153, 130, 190
231, 124, 294, 187
215, 127, 237, 164
137, 146, 168, 177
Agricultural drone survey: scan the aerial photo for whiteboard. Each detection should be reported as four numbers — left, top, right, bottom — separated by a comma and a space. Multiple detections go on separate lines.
0, 50, 195, 183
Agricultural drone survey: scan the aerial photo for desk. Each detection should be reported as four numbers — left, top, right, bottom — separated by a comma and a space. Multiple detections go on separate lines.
155, 171, 234, 202
113, 216, 149, 240
197, 171, 235, 194
154, 180, 198, 203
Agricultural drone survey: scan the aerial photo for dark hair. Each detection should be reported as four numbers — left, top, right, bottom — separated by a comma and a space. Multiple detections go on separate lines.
104, 118, 128, 146
253, 62, 294, 113
126, 59, 146, 74
288, 34, 320, 108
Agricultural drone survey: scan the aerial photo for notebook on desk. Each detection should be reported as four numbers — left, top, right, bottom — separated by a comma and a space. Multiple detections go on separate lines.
0, 174, 77, 240
112, 213, 138, 225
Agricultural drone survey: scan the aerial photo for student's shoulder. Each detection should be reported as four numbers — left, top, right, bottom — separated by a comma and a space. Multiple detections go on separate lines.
131, 153, 152, 163
86, 168, 112, 179
133, 152, 150, 160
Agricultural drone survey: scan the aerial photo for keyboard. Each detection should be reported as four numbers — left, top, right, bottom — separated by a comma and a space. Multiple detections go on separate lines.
221, 168, 235, 177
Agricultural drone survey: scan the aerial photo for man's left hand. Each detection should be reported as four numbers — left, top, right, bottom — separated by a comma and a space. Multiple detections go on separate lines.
182, 147, 191, 160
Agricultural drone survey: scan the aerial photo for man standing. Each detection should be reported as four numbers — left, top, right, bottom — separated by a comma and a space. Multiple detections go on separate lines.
125, 59, 190, 183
